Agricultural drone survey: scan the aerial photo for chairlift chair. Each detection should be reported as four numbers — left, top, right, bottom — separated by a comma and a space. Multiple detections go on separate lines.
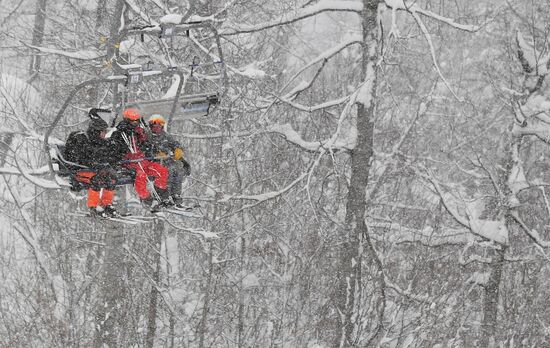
44, 17, 226, 183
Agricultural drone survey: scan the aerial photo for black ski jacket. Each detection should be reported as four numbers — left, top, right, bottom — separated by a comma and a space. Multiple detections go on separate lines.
65, 121, 117, 168
144, 131, 183, 158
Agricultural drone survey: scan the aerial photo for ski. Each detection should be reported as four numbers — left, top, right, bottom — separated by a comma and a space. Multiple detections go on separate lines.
116, 215, 155, 224
70, 211, 152, 224
163, 205, 202, 218
147, 203, 202, 218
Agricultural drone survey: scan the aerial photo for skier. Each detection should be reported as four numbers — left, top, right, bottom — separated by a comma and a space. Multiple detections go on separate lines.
146, 114, 190, 207
110, 107, 170, 211
65, 109, 120, 218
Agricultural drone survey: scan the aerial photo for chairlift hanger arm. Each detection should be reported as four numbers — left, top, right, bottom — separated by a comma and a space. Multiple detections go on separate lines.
167, 69, 185, 130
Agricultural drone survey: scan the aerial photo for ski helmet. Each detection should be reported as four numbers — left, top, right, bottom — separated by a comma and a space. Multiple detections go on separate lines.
123, 108, 142, 121
148, 114, 166, 126
87, 118, 109, 142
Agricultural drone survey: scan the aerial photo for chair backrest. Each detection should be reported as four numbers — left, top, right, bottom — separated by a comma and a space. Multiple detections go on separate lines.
52, 144, 88, 173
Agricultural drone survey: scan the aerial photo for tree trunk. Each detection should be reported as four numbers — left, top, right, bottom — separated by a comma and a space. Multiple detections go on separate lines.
198, 241, 214, 348
29, 0, 47, 77
145, 221, 164, 348
477, 125, 516, 346
95, 0, 108, 32
0, 132, 13, 166
93, 222, 126, 347
86, 0, 109, 104
93, 2, 127, 346
334, 1, 380, 346
237, 236, 245, 347
163, 232, 179, 348
479, 246, 506, 347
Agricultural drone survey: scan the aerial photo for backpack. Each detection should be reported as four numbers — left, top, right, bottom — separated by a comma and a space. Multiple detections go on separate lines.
64, 130, 90, 165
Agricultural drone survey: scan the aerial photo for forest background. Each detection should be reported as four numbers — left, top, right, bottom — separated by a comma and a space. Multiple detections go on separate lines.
0, 0, 549, 347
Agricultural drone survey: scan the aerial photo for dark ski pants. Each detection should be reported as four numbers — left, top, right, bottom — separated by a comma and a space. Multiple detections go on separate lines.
164, 159, 184, 198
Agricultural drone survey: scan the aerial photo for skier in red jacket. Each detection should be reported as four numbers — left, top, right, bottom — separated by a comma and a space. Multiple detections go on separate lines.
110, 107, 170, 211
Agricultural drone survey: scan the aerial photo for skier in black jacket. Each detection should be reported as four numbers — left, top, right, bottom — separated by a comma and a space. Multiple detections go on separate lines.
66, 109, 120, 217
145, 114, 190, 207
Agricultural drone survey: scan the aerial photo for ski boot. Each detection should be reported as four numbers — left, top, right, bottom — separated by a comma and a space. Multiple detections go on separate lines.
150, 200, 163, 213
103, 205, 121, 218
141, 197, 153, 207
90, 207, 109, 219
171, 194, 186, 209
89, 207, 101, 218
141, 197, 162, 213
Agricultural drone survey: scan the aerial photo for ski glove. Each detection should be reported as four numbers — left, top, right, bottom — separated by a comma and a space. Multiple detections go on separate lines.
125, 151, 145, 161
173, 148, 184, 160
156, 151, 168, 159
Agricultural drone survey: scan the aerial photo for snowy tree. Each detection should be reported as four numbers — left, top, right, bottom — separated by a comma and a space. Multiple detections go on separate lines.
3, 0, 550, 347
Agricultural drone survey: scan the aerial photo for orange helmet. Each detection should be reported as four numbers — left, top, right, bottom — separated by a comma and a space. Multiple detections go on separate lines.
123, 108, 141, 121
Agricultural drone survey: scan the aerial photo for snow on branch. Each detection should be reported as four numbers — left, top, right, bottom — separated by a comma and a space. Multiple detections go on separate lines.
277, 94, 351, 112
125, 0, 159, 25
509, 211, 550, 249
219, 168, 309, 203
383, 0, 479, 100
237, 62, 268, 79
410, 12, 460, 100
0, 84, 39, 136
0, 166, 48, 175
9, 172, 67, 317
162, 218, 220, 239
516, 31, 550, 75
18, 168, 60, 189
282, 34, 363, 98
13, 224, 65, 309
269, 123, 323, 151
269, 122, 353, 152
507, 140, 529, 206
283, 81, 311, 101
217, 153, 326, 221
515, 93, 550, 125
384, 278, 431, 303
123, 245, 176, 314
269, 87, 357, 153
513, 118, 550, 144
175, 130, 251, 139
418, 168, 509, 245
384, 0, 479, 32
152, 0, 170, 14
0, 159, 60, 189
26, 44, 103, 60
221, 0, 362, 35
370, 221, 472, 246
466, 271, 490, 287
0, 164, 60, 189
